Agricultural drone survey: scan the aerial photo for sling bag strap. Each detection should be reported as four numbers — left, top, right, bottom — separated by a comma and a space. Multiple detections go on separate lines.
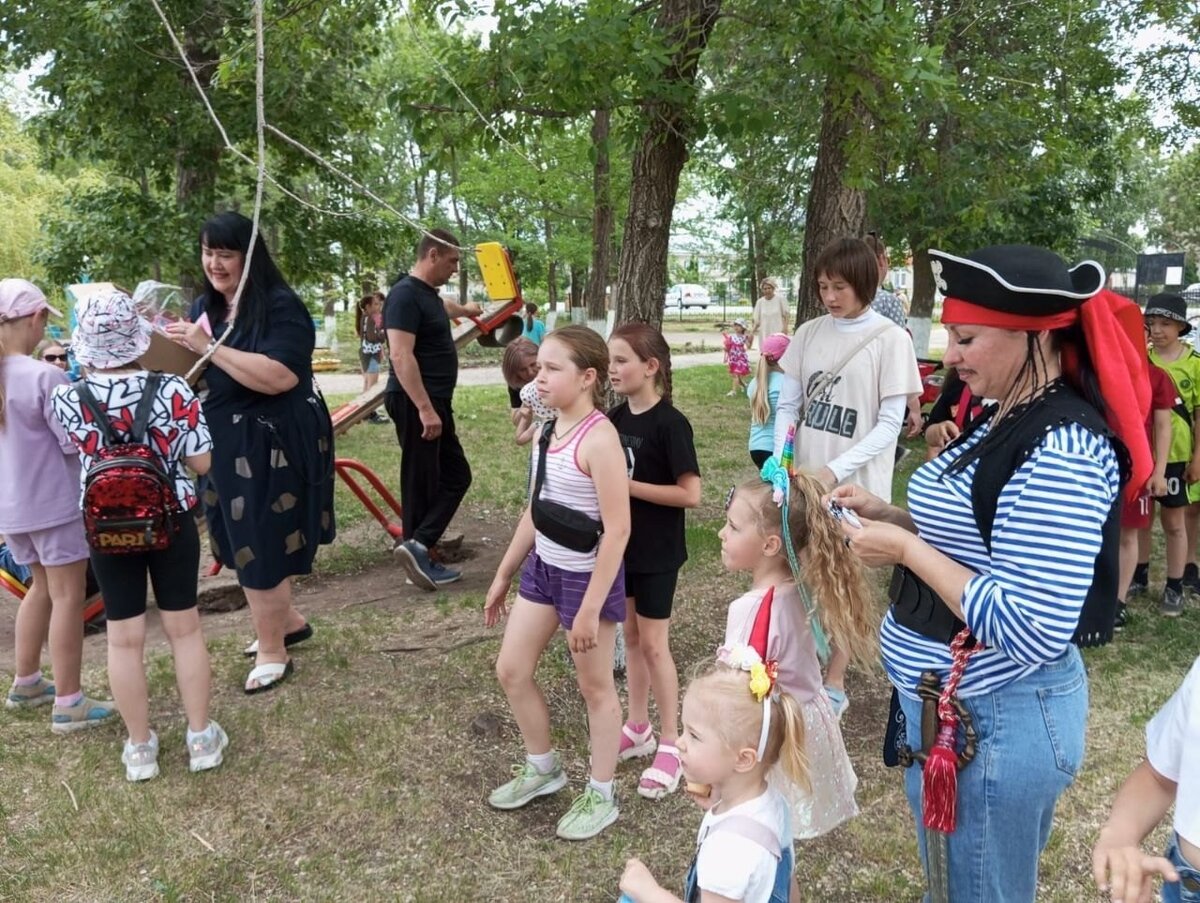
533, 418, 556, 502
75, 372, 162, 447
798, 321, 894, 419
698, 814, 782, 860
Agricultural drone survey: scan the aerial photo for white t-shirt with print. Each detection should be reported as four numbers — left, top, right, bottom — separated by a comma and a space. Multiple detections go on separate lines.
51, 371, 213, 511
695, 787, 791, 903
1146, 655, 1200, 847
776, 310, 921, 501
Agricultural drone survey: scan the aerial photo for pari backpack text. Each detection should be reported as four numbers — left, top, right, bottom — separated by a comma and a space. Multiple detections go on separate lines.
75, 374, 180, 553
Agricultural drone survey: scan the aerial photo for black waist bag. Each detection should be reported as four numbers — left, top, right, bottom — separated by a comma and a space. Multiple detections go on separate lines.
531, 419, 603, 553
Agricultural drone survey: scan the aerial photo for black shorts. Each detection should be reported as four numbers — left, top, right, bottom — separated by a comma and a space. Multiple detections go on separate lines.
89, 513, 201, 622
624, 570, 679, 620
750, 449, 771, 468
1160, 462, 1194, 509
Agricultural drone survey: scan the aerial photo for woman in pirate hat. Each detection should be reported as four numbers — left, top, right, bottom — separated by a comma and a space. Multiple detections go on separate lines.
828, 245, 1151, 901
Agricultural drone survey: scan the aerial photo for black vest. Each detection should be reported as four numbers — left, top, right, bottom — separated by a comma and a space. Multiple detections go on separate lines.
890, 383, 1125, 649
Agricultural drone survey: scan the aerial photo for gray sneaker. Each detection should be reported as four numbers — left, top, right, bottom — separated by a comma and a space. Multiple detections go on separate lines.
1161, 587, 1185, 618
488, 756, 568, 810
50, 695, 117, 734
395, 540, 460, 591
122, 731, 160, 782
555, 786, 619, 841
188, 721, 229, 773
6, 676, 55, 709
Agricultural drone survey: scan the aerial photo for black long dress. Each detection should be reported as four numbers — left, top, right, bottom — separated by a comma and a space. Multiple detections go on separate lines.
189, 289, 336, 590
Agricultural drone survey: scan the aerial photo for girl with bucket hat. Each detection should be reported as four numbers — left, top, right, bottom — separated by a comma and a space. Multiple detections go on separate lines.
1143, 293, 1200, 615
51, 288, 226, 781
829, 245, 1150, 901
0, 278, 116, 732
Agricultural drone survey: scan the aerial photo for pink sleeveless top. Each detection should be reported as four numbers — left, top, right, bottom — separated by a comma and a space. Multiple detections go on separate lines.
533, 410, 606, 571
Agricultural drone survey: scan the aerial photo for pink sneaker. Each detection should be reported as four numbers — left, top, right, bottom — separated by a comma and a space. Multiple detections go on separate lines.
617, 722, 655, 761
638, 744, 682, 800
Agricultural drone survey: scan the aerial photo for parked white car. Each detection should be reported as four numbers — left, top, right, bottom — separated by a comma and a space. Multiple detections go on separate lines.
664, 283, 712, 309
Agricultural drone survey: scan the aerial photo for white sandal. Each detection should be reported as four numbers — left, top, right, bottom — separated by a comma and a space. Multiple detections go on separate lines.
243, 659, 293, 695
637, 744, 682, 800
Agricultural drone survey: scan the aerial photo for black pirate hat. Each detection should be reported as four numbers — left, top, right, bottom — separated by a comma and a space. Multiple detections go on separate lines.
1144, 293, 1191, 336
929, 245, 1105, 317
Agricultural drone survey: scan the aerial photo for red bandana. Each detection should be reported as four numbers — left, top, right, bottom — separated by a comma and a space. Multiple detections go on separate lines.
942, 289, 1151, 502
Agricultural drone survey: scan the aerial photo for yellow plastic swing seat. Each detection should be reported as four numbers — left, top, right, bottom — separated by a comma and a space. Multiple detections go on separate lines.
474, 242, 521, 303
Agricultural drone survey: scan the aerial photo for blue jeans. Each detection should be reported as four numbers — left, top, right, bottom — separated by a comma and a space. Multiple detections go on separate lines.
682, 846, 793, 903
1163, 836, 1200, 903
899, 646, 1088, 902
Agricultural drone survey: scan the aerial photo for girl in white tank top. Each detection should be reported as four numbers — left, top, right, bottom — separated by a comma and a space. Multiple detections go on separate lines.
483, 326, 632, 842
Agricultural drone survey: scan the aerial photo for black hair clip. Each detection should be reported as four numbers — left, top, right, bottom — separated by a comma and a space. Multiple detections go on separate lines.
724, 485, 736, 511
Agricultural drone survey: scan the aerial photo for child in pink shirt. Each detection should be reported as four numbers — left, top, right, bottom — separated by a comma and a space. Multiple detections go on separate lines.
0, 279, 115, 732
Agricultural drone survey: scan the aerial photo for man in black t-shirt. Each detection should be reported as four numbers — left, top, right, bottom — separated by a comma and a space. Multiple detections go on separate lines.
385, 228, 482, 590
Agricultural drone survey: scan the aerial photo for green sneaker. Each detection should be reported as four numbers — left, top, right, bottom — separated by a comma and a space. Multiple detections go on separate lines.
488, 756, 568, 810
555, 787, 618, 841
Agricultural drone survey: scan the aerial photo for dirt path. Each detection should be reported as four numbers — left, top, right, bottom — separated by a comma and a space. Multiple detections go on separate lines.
0, 511, 509, 675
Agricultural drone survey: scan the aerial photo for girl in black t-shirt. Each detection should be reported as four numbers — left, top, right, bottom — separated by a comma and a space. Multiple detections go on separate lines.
607, 323, 702, 801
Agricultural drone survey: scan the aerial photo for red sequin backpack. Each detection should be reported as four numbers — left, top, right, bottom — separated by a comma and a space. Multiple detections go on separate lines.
75, 374, 180, 553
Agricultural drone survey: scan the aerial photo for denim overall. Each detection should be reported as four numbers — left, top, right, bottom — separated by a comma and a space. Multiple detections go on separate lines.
681, 815, 793, 903
1163, 836, 1200, 903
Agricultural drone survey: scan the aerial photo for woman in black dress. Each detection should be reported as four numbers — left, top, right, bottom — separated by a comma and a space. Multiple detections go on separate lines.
168, 212, 335, 693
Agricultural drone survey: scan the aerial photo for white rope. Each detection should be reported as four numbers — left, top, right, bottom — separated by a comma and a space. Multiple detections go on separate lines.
264, 124, 469, 251
401, 4, 594, 191
182, 0, 267, 382
146, 0, 360, 222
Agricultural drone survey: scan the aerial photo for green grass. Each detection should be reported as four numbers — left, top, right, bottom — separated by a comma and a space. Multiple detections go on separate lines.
3, 365, 1198, 901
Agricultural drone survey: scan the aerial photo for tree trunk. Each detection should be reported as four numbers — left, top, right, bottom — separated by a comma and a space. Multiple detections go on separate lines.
796, 82, 871, 324
545, 216, 558, 310
584, 108, 614, 320
174, 19, 224, 297
747, 217, 759, 298
569, 264, 584, 310
612, 0, 722, 327
907, 245, 935, 356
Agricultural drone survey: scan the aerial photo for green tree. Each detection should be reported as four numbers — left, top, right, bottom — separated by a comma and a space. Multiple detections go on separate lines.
869, 0, 1145, 349
1, 0, 392, 291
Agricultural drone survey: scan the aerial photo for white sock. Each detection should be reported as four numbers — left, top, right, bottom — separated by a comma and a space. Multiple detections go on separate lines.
588, 777, 614, 801
186, 723, 214, 743
527, 751, 557, 775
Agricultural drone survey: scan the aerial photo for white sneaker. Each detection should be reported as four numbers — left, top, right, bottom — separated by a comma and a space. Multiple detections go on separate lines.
188, 721, 229, 773
122, 731, 160, 782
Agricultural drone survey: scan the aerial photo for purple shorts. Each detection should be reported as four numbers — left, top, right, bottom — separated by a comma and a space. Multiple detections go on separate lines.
4, 519, 90, 568
518, 551, 627, 629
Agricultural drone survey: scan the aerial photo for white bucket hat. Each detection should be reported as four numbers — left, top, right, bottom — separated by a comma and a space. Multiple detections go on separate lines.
72, 289, 153, 369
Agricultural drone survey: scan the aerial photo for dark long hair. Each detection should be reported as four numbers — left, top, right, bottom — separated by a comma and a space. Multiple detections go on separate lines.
609, 322, 673, 402
946, 322, 1112, 476
198, 212, 293, 337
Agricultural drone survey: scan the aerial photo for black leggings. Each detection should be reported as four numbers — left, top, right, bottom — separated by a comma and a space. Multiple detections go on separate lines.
89, 513, 201, 621
750, 449, 771, 468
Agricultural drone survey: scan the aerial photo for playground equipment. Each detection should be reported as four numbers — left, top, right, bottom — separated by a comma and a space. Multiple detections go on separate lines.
0, 543, 107, 627
325, 242, 528, 545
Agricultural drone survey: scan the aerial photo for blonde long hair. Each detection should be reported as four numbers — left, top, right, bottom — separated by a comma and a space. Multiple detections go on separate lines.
688, 664, 810, 791
736, 474, 877, 667
750, 354, 778, 425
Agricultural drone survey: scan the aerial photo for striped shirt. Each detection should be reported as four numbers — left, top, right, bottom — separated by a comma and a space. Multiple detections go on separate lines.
533, 410, 606, 572
881, 415, 1120, 699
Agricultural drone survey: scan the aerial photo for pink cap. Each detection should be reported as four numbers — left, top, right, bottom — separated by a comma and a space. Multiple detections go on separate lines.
0, 279, 61, 323
760, 332, 791, 362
